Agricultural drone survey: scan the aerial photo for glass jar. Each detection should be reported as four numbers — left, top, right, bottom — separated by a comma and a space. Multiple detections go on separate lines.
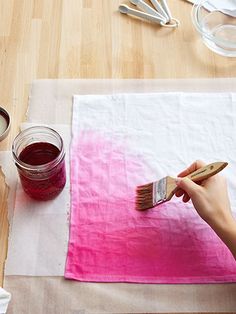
12, 126, 66, 201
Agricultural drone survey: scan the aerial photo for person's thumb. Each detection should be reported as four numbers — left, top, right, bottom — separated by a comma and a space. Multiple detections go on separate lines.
175, 177, 200, 197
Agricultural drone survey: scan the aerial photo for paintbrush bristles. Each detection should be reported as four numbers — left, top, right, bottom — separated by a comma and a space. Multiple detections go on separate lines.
135, 182, 154, 211
135, 176, 176, 211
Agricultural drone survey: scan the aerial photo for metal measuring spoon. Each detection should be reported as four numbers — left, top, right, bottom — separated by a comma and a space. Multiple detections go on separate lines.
130, 0, 167, 21
159, 0, 172, 21
149, 0, 169, 21
119, 4, 167, 25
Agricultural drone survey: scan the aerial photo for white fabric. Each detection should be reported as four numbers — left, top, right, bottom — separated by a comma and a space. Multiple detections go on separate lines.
195, 0, 236, 17
0, 287, 11, 314
72, 92, 236, 213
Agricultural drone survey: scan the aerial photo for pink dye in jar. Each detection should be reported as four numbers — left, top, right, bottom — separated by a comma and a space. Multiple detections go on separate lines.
12, 126, 66, 201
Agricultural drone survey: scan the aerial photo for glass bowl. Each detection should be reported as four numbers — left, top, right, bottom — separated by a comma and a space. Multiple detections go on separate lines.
192, 0, 236, 57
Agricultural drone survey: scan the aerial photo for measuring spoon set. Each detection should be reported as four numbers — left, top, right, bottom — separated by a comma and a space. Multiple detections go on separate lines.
119, 0, 180, 28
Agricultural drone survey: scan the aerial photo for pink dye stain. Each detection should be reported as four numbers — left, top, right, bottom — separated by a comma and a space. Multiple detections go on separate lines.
65, 130, 236, 283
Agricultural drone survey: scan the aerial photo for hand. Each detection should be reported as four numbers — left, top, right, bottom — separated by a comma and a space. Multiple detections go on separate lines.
175, 160, 232, 227
175, 160, 236, 259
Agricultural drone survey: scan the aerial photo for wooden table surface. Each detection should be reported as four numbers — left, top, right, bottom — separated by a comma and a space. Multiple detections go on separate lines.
0, 0, 236, 303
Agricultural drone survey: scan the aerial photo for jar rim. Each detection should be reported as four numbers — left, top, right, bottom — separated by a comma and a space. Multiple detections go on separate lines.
12, 126, 65, 172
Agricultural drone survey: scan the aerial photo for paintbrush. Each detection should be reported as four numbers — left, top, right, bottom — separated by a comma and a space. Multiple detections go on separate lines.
135, 161, 228, 211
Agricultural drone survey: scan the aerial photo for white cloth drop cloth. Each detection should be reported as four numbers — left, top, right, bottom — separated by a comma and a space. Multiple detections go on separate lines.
4, 123, 70, 276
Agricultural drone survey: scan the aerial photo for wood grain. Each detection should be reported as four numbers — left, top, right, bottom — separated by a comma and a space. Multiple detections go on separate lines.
0, 0, 235, 293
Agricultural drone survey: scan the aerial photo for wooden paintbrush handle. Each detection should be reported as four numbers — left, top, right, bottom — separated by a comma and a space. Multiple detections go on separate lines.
186, 162, 228, 182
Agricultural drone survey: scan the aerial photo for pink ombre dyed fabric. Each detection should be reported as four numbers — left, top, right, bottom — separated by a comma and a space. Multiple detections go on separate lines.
66, 133, 236, 283
65, 94, 236, 283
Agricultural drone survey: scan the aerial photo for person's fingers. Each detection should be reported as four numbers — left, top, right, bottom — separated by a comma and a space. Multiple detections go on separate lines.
177, 160, 206, 178
175, 177, 202, 198
175, 188, 190, 202
183, 193, 190, 203
175, 188, 184, 197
